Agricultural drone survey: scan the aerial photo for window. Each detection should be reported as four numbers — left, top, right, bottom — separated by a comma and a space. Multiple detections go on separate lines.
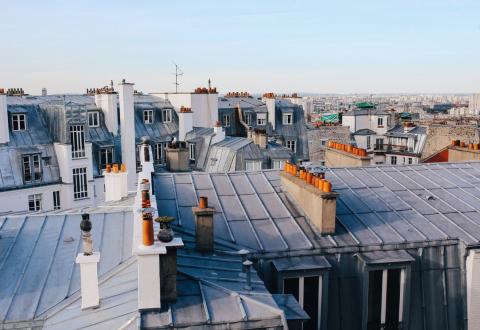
377, 117, 384, 127
408, 157, 413, 165
321, 140, 326, 146
155, 143, 167, 165
367, 136, 371, 149
283, 113, 293, 125
28, 194, 42, 212
257, 113, 266, 125
245, 113, 253, 126
375, 138, 384, 150
223, 114, 231, 127
391, 156, 397, 165
283, 276, 322, 330
144, 110, 154, 124
245, 160, 262, 171
23, 154, 41, 183
73, 168, 88, 199
12, 113, 27, 131
189, 143, 196, 161
162, 109, 172, 123
286, 140, 296, 153
70, 125, 85, 158
53, 191, 61, 210
367, 269, 405, 330
99, 148, 113, 170
88, 112, 100, 127
272, 159, 286, 169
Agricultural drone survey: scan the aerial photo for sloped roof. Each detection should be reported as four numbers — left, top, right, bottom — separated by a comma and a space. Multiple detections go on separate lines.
353, 128, 376, 136
0, 211, 133, 325
154, 162, 480, 255
386, 124, 427, 136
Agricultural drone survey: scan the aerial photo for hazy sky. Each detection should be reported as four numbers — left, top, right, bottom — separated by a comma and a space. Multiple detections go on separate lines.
1, 0, 480, 94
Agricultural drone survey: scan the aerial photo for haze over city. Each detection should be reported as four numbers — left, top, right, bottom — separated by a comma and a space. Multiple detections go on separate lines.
1, 0, 480, 94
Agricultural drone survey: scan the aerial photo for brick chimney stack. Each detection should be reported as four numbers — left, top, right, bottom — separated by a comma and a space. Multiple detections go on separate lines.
192, 196, 215, 252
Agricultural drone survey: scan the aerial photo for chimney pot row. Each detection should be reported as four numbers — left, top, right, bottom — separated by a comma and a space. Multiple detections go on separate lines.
284, 162, 332, 193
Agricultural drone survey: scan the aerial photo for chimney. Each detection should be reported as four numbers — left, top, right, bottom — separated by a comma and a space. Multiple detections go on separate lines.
264, 96, 276, 130
280, 165, 338, 234
0, 89, 8, 144
192, 196, 215, 252
118, 80, 137, 190
166, 141, 190, 171
133, 168, 184, 310
95, 88, 119, 134
104, 163, 128, 202
75, 214, 100, 309
251, 128, 267, 149
211, 120, 226, 145
178, 106, 193, 141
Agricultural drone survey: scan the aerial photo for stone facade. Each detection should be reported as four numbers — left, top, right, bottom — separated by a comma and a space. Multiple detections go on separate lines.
422, 125, 480, 160
307, 125, 350, 163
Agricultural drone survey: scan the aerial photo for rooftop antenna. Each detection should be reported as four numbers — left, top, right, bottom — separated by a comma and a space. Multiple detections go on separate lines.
172, 62, 183, 93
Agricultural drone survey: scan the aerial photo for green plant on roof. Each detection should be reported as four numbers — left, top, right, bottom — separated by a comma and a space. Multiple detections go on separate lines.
155, 216, 175, 223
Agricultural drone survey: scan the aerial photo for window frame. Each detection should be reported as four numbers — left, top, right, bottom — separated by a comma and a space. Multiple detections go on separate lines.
223, 114, 231, 127
286, 140, 296, 153
257, 113, 266, 126
87, 111, 100, 127
73, 167, 88, 200
144, 110, 154, 124
28, 194, 42, 212
189, 143, 196, 161
245, 160, 262, 171
365, 267, 408, 330
377, 117, 384, 127
12, 113, 27, 131
22, 154, 42, 184
272, 159, 286, 170
53, 191, 61, 210
367, 136, 371, 149
98, 147, 113, 171
70, 125, 86, 159
391, 156, 397, 165
283, 113, 293, 125
162, 108, 172, 123
155, 143, 167, 165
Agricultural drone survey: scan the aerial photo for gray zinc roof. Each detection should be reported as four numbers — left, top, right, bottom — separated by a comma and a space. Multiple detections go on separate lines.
155, 162, 480, 257
0, 211, 133, 326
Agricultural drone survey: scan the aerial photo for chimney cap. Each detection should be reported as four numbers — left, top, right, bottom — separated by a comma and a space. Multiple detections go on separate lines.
238, 249, 250, 255
80, 214, 92, 232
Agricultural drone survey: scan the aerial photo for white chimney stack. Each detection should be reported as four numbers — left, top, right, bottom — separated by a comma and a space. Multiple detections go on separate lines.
0, 90, 9, 144
118, 80, 137, 191
75, 214, 100, 309
95, 91, 119, 134
264, 96, 276, 130
211, 121, 225, 145
178, 107, 193, 141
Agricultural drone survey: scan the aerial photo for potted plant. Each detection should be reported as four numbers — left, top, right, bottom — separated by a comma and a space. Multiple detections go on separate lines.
154, 216, 175, 242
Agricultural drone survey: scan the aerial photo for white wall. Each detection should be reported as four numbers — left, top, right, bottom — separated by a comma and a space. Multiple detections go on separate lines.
178, 111, 193, 141
162, 92, 218, 128
0, 184, 63, 214
469, 93, 480, 115
95, 93, 118, 134
54, 142, 95, 209
264, 98, 276, 130
118, 82, 137, 190
0, 93, 9, 144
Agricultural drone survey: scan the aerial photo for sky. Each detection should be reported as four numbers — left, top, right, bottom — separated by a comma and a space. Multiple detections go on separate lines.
1, 0, 480, 94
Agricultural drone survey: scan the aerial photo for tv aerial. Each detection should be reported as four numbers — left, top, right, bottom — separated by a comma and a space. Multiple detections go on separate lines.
172, 62, 183, 93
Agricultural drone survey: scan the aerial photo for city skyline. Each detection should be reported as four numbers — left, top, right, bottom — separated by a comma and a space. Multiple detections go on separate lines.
1, 0, 480, 94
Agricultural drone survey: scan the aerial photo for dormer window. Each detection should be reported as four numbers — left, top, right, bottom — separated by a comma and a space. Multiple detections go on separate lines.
23, 154, 42, 183
162, 109, 172, 123
88, 112, 100, 127
257, 113, 266, 126
283, 113, 293, 125
12, 113, 27, 131
144, 110, 154, 124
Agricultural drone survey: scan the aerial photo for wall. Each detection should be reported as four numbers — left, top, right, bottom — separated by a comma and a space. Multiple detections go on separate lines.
448, 147, 480, 162
422, 125, 480, 161
325, 147, 372, 167
307, 126, 350, 163
0, 183, 62, 214
162, 92, 218, 129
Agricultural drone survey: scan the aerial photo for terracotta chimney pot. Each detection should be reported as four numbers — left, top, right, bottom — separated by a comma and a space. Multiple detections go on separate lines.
199, 196, 208, 209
